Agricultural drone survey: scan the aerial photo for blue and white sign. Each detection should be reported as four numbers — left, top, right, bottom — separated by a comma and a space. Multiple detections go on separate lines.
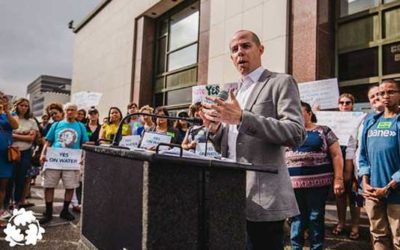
44, 148, 82, 170
140, 132, 172, 150
119, 135, 141, 150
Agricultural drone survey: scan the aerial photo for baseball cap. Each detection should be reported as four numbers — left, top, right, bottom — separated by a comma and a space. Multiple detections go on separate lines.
88, 106, 99, 114
177, 110, 189, 118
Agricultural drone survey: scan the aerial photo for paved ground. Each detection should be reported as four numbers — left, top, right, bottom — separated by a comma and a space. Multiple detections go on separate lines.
0, 178, 81, 250
0, 181, 372, 249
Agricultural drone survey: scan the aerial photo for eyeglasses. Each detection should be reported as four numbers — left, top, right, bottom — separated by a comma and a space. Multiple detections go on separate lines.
339, 101, 352, 105
50, 112, 58, 116
378, 90, 399, 97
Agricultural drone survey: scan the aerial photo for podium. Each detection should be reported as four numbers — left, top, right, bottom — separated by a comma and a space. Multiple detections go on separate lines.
79, 145, 256, 250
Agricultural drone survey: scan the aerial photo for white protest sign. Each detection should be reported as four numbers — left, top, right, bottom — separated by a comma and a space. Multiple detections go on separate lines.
140, 132, 172, 150
119, 135, 141, 150
192, 84, 220, 104
298, 78, 339, 110
221, 82, 239, 92
195, 142, 220, 158
71, 91, 103, 109
44, 148, 82, 170
316, 111, 366, 146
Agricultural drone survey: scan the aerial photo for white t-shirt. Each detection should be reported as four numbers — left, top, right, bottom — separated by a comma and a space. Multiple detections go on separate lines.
12, 117, 38, 151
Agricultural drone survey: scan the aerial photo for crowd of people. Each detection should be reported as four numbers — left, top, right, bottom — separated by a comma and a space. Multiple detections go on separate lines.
0, 29, 399, 250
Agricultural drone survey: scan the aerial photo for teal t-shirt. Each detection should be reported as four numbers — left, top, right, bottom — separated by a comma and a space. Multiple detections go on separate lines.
367, 115, 400, 203
46, 120, 89, 149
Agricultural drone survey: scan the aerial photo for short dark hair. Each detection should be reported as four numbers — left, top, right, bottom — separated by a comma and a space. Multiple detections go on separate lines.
46, 103, 63, 116
381, 79, 400, 89
127, 102, 138, 109
78, 109, 87, 116
301, 101, 317, 123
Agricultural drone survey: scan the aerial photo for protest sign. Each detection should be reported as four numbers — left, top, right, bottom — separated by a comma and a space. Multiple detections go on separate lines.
192, 84, 220, 104
316, 111, 366, 145
44, 148, 82, 170
221, 82, 239, 92
71, 91, 103, 109
140, 132, 172, 150
298, 78, 339, 110
195, 142, 220, 158
119, 135, 141, 150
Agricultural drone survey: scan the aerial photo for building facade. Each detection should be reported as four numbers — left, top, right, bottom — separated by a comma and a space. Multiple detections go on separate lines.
27, 75, 71, 117
71, 0, 400, 115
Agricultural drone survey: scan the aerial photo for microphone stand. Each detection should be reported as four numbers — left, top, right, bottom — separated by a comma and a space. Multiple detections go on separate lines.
111, 112, 202, 147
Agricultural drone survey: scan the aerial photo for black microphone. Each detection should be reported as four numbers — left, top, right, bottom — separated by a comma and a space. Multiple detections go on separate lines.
185, 117, 203, 125
217, 90, 229, 102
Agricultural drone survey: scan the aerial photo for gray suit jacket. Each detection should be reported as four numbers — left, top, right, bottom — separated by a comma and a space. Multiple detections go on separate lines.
211, 69, 306, 221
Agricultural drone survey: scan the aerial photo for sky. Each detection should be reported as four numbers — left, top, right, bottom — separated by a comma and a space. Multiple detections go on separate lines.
0, 0, 101, 97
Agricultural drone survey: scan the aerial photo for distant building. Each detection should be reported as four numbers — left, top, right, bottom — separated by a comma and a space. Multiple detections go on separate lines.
27, 75, 71, 117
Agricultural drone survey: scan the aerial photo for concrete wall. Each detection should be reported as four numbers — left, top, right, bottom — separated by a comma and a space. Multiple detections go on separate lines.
72, 0, 160, 117
72, 0, 288, 116
207, 0, 289, 84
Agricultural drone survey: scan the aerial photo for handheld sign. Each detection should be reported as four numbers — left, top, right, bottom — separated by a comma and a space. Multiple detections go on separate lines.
298, 78, 339, 110
44, 148, 82, 170
316, 111, 366, 146
192, 84, 220, 104
140, 132, 172, 150
195, 142, 220, 158
71, 91, 103, 109
221, 82, 239, 93
119, 135, 141, 150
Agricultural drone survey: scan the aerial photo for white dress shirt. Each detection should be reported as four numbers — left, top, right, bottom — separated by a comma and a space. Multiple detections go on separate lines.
227, 66, 265, 160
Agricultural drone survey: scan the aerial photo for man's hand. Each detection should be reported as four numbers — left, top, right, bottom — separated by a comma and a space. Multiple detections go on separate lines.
371, 187, 389, 200
202, 90, 242, 125
362, 180, 378, 201
198, 110, 221, 134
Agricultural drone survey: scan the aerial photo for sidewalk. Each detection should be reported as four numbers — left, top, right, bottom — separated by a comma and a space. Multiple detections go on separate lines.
0, 183, 372, 249
0, 178, 81, 249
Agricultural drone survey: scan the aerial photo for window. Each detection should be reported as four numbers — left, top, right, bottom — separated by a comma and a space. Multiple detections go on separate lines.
383, 42, 400, 75
384, 7, 400, 39
337, 15, 379, 51
338, 48, 379, 81
336, 0, 400, 90
153, 1, 199, 108
339, 0, 379, 17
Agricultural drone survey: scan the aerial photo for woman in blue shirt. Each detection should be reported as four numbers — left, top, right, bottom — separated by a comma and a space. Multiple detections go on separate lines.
0, 92, 19, 223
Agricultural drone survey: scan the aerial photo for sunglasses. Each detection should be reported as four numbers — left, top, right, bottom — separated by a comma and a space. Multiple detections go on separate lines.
339, 101, 352, 105
378, 90, 399, 97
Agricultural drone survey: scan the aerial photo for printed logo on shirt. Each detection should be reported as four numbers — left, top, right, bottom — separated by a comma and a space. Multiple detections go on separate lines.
368, 129, 396, 138
377, 121, 392, 129
57, 128, 78, 147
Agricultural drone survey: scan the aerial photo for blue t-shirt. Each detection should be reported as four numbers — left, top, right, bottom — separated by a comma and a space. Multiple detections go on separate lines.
45, 120, 89, 149
0, 114, 13, 151
129, 120, 144, 136
367, 115, 400, 203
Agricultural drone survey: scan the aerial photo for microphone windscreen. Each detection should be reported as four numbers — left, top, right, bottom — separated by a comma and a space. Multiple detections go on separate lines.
217, 90, 229, 101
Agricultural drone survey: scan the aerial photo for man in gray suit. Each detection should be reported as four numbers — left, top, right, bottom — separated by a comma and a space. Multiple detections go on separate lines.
200, 30, 306, 249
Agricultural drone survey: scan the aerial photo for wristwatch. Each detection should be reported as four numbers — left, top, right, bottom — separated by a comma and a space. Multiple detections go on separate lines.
385, 184, 394, 196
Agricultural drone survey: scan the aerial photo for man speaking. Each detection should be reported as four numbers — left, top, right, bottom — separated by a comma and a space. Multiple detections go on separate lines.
200, 30, 306, 249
